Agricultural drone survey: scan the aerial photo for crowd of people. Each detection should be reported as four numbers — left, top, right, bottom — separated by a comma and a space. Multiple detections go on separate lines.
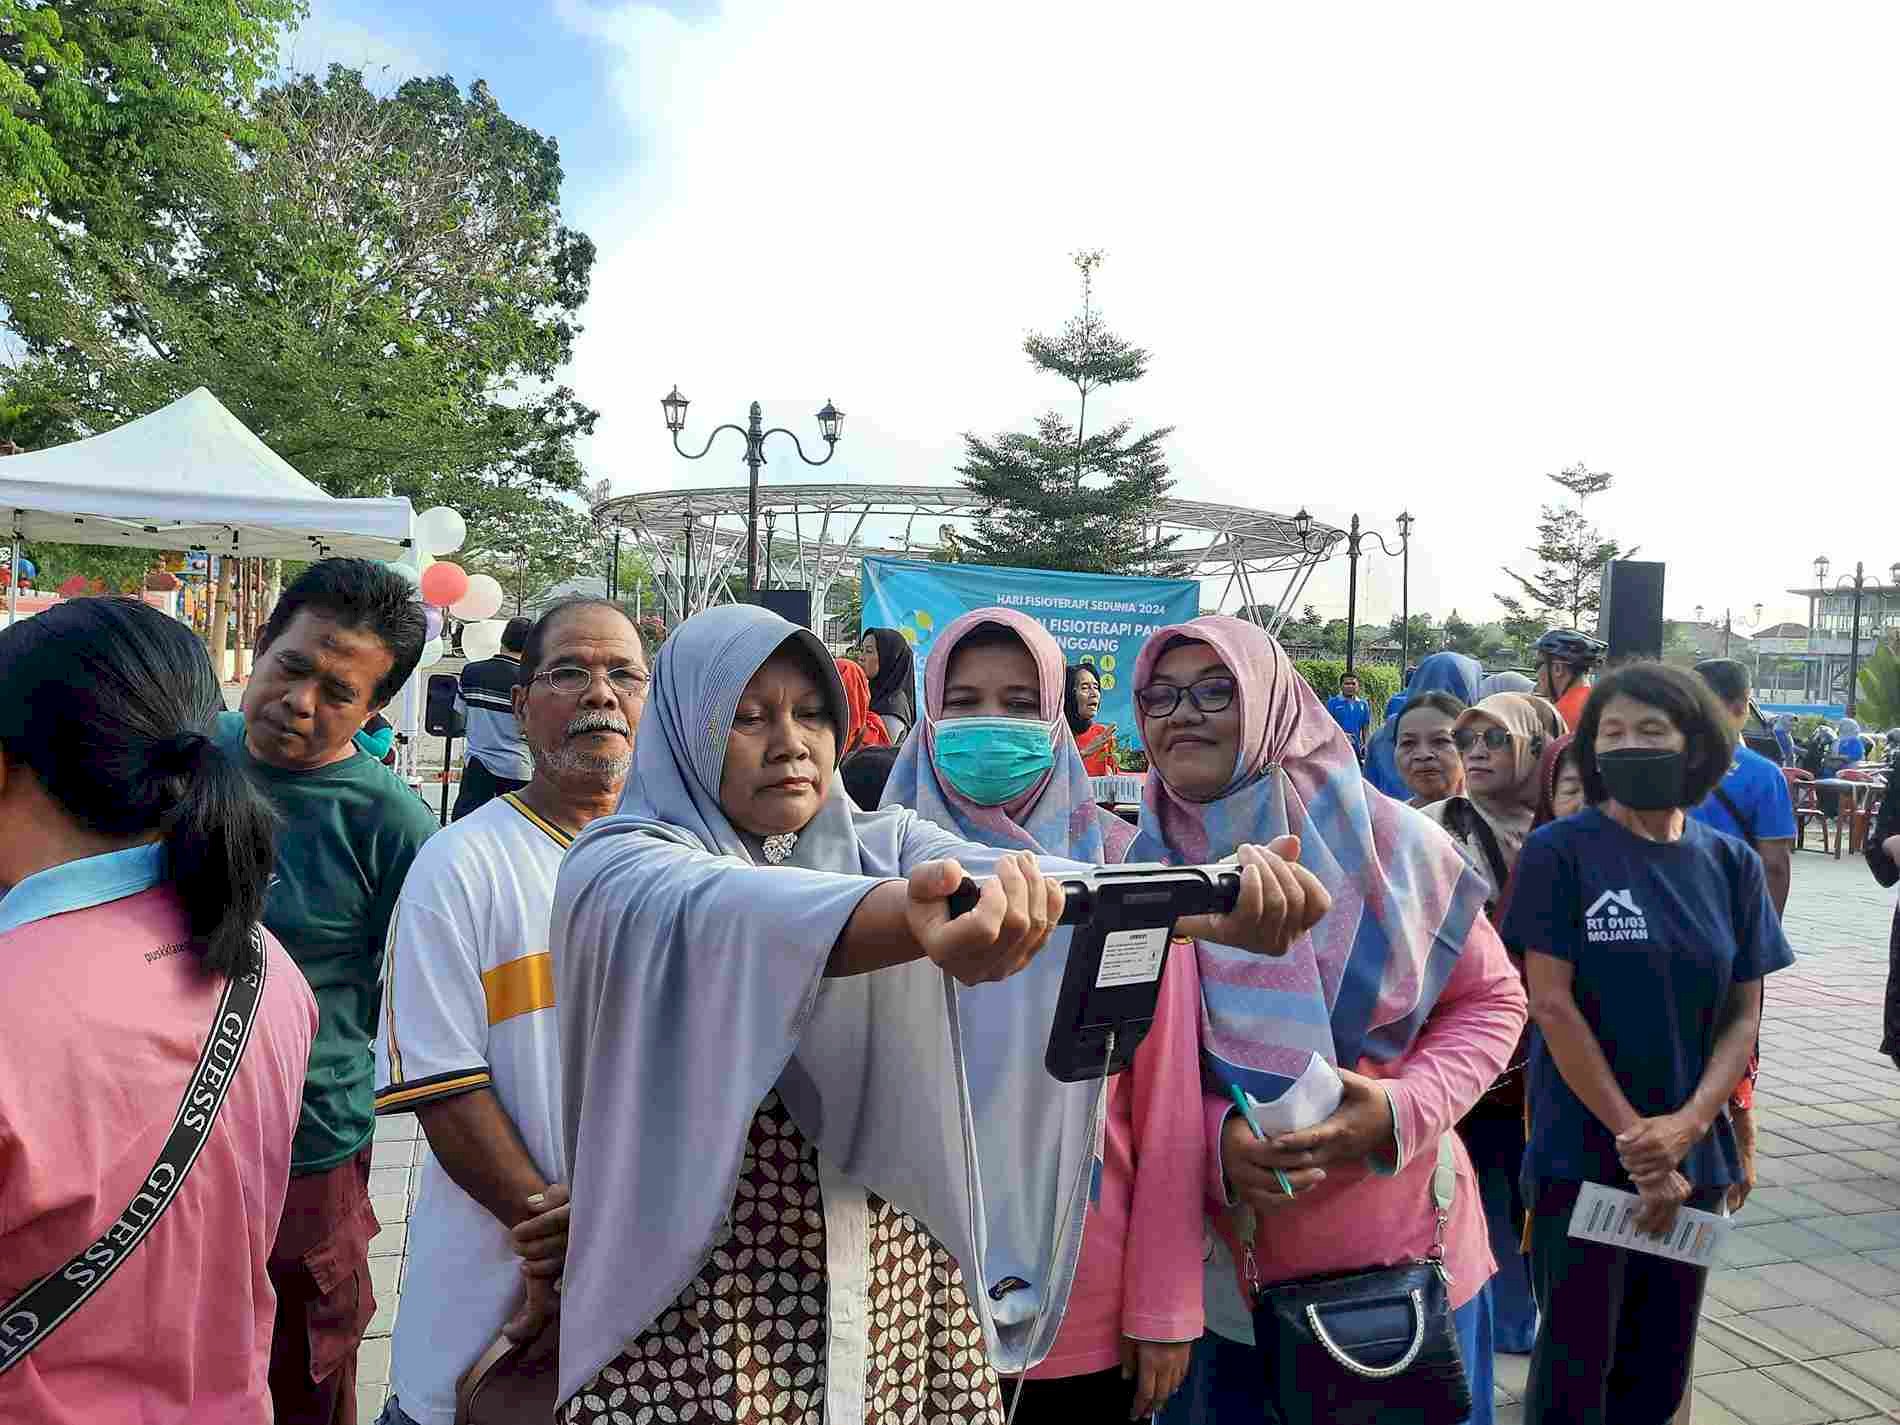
0, 562, 1834, 1425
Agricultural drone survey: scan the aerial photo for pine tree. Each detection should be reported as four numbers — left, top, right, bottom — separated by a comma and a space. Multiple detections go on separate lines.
1495, 464, 1635, 634
957, 252, 1181, 573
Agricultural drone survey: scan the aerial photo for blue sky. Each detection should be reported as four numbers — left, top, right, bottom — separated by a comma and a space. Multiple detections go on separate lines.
281, 2, 1900, 631
281, 2, 658, 233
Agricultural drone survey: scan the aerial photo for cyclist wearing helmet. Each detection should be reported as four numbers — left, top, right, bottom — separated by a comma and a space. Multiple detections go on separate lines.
1534, 628, 1607, 732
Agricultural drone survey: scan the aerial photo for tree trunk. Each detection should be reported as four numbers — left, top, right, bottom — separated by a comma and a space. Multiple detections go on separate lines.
209, 557, 233, 679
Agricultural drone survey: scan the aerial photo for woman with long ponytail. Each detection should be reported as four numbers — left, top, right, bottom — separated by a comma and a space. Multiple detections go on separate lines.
0, 597, 318, 1422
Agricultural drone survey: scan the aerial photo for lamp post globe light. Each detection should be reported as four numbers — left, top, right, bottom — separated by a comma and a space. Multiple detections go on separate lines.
1811, 554, 1900, 716
1291, 509, 1415, 675
661, 386, 844, 601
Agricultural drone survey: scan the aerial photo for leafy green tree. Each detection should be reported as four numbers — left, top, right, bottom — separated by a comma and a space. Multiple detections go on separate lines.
2, 64, 596, 531
958, 252, 1181, 574
463, 493, 600, 615
1496, 464, 1634, 634
2, 0, 301, 219
1442, 609, 1484, 657
1387, 612, 1436, 652
1857, 644, 1900, 729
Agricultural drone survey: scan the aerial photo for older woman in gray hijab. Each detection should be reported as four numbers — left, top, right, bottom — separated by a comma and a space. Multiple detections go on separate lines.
549, 605, 1327, 1425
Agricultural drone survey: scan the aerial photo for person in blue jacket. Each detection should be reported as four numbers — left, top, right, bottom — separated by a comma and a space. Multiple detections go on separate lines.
1365, 651, 1484, 798
1324, 671, 1372, 759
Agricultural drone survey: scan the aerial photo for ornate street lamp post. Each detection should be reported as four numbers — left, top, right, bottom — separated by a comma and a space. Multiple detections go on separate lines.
661, 387, 843, 601
1292, 509, 1414, 675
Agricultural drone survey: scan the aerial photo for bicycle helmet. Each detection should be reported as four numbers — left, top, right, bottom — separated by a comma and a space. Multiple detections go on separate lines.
1533, 628, 1608, 669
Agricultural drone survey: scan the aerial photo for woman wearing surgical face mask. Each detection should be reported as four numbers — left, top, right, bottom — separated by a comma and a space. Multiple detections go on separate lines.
1500, 664, 1796, 1425
882, 609, 1206, 1422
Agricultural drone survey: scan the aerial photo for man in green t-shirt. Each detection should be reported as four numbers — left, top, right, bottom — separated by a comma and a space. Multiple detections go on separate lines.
216, 557, 435, 1425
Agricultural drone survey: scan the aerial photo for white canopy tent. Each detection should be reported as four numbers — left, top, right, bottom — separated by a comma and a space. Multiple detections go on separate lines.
0, 387, 427, 765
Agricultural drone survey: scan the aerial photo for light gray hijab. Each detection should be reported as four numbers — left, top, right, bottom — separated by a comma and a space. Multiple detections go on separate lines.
1479, 670, 1534, 698
551, 604, 1098, 1405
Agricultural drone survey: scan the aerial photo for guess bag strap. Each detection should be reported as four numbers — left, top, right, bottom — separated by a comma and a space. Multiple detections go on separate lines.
0, 931, 266, 1374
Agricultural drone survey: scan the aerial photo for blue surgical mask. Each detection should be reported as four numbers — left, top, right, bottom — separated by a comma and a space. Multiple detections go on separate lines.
932, 716, 1057, 806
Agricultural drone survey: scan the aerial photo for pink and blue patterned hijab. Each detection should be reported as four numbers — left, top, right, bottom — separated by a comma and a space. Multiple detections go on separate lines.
882, 606, 1136, 864
1130, 617, 1489, 1102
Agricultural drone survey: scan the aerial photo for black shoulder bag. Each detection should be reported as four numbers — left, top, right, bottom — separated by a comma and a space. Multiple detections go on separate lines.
1710, 785, 1758, 851
0, 934, 266, 1375
1248, 1136, 1471, 1425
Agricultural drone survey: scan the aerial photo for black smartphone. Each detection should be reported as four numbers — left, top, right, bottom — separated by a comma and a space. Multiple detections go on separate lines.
947, 863, 1241, 1083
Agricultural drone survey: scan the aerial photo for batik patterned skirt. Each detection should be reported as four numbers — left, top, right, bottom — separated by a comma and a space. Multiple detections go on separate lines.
561, 1091, 1004, 1425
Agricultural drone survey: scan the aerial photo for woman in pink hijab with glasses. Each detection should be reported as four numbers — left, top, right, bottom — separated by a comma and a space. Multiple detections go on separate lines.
882, 607, 1206, 1423
1135, 618, 1527, 1425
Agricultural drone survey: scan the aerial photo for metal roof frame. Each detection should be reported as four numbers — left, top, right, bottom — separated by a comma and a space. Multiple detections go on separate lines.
594, 482, 1341, 637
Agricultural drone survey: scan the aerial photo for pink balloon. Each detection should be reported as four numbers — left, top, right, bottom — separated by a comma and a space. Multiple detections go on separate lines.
420, 560, 469, 608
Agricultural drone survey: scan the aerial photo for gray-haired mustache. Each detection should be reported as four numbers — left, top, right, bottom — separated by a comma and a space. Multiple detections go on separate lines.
567, 711, 631, 739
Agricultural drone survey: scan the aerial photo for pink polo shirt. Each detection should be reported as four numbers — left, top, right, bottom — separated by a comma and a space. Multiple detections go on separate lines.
0, 873, 316, 1424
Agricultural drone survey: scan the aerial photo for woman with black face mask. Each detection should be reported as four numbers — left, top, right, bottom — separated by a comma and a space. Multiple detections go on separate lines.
1500, 662, 1795, 1425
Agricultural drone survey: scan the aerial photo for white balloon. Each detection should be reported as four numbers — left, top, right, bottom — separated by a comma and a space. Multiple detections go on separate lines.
416, 506, 468, 557
461, 619, 506, 662
417, 637, 445, 669
385, 559, 421, 588
451, 573, 505, 622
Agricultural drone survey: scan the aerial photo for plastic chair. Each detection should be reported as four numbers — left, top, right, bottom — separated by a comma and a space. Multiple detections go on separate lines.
1784, 767, 1832, 854
1841, 767, 1886, 854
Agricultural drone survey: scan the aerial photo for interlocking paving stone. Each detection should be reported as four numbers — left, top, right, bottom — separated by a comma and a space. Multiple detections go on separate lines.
1805, 1212, 1900, 1253
1688, 1389, 1751, 1425
1696, 1366, 1834, 1424
1811, 1293, 1900, 1349
1786, 1181, 1895, 1217
1805, 1255, 1900, 1297
1736, 1304, 1882, 1358
1731, 1220, 1851, 1265
1829, 1346, 1900, 1396
1695, 1338, 1753, 1374
1761, 1361, 1900, 1421
370, 1138, 416, 1169
1709, 1267, 1809, 1313
366, 1167, 409, 1201
357, 1336, 391, 1389
368, 1221, 406, 1258
372, 1113, 418, 1143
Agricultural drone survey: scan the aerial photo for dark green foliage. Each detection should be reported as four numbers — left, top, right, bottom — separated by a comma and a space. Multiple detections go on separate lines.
1496, 463, 1635, 634
957, 253, 1182, 575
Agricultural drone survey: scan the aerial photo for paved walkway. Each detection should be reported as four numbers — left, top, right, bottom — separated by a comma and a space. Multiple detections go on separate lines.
358, 843, 1900, 1425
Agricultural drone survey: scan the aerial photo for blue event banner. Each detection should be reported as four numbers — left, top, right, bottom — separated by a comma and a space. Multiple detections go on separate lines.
858, 556, 1200, 747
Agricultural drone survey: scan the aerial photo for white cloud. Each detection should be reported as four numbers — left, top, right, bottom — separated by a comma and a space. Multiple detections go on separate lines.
555, 0, 1900, 630
279, 8, 446, 83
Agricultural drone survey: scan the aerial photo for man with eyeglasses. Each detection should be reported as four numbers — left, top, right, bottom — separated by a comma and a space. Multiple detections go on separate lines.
373, 598, 650, 1425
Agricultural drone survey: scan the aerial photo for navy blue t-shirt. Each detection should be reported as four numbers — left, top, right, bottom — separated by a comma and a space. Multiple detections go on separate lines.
1500, 807, 1795, 1189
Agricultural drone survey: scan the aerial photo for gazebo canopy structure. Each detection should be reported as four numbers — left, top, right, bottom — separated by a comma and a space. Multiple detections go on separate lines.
594, 482, 1342, 638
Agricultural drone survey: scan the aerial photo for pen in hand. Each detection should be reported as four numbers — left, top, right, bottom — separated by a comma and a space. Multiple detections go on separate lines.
1229, 1083, 1297, 1199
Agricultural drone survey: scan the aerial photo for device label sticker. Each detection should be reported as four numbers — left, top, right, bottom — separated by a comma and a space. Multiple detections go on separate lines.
1096, 927, 1169, 987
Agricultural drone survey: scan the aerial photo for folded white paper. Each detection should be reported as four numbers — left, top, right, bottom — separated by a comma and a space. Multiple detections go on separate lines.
1567, 1182, 1731, 1265
1238, 1055, 1344, 1137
